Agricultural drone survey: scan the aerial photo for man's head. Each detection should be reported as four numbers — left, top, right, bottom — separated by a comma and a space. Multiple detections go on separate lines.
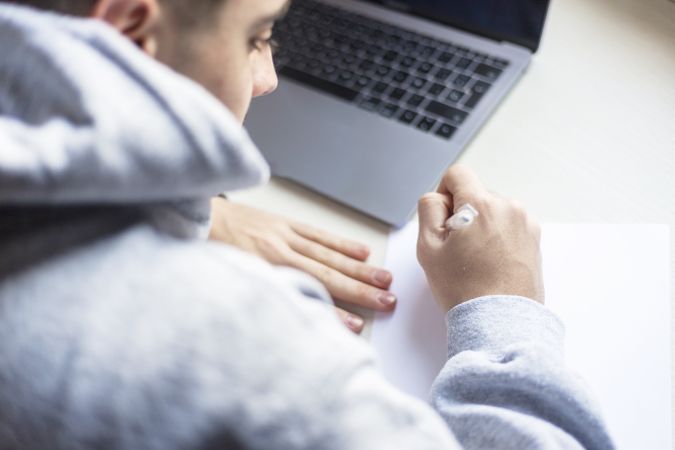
6, 0, 288, 122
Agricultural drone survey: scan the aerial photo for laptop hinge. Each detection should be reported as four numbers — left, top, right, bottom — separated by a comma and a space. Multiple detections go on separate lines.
380, 0, 412, 13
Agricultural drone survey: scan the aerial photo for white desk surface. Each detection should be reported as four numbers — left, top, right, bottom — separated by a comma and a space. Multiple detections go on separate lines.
230, 0, 675, 441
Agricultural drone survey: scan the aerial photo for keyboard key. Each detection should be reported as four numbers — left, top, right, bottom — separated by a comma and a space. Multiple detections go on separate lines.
398, 109, 418, 124
335, 37, 351, 51
372, 81, 388, 94
274, 56, 290, 69
309, 41, 324, 53
411, 77, 427, 90
483, 57, 499, 66
359, 59, 375, 71
447, 89, 464, 103
474, 63, 502, 80
359, 96, 381, 111
380, 103, 400, 118
435, 123, 457, 139
493, 58, 510, 69
338, 70, 354, 82
355, 75, 371, 88
425, 100, 468, 125
438, 51, 454, 64
400, 56, 416, 68
420, 46, 435, 58
429, 83, 445, 96
464, 92, 484, 109
368, 29, 384, 40
365, 45, 383, 58
392, 71, 409, 84
455, 57, 472, 70
288, 54, 307, 70
384, 34, 402, 46
322, 64, 337, 76
402, 40, 418, 52
376, 65, 391, 77
388, 87, 406, 101
317, 15, 332, 26
462, 81, 490, 108
417, 62, 433, 74
307, 59, 322, 70
279, 66, 359, 102
341, 54, 357, 65
407, 94, 424, 107
383, 50, 398, 62
350, 40, 366, 51
453, 74, 470, 88
434, 68, 453, 81
418, 36, 433, 46
417, 116, 437, 132
472, 80, 491, 94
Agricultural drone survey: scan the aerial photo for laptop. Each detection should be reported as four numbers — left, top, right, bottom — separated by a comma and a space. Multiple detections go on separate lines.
245, 0, 551, 226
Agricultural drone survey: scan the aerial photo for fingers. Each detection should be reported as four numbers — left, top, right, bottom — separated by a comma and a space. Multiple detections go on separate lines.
437, 164, 487, 211
290, 222, 371, 262
281, 249, 397, 312
335, 307, 365, 334
418, 193, 451, 244
288, 236, 392, 289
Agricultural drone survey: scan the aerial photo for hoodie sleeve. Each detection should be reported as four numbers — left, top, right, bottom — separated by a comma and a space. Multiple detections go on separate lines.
430, 296, 616, 450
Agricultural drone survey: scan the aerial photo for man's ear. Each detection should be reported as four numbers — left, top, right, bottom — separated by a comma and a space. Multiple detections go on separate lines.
91, 0, 161, 56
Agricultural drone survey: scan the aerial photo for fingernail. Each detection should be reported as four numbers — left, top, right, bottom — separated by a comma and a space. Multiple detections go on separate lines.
347, 315, 364, 330
356, 244, 370, 255
373, 270, 392, 285
378, 292, 397, 306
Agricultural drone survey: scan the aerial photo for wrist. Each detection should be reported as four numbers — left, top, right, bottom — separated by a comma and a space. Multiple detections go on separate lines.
209, 195, 230, 241
434, 274, 545, 313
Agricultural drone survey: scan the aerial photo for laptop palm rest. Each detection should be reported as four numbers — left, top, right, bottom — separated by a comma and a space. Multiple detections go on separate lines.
245, 80, 461, 226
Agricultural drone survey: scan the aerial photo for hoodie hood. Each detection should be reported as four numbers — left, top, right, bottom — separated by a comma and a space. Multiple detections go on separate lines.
0, 3, 270, 206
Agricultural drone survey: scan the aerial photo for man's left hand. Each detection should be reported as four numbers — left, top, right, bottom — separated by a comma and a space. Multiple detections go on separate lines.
209, 198, 396, 334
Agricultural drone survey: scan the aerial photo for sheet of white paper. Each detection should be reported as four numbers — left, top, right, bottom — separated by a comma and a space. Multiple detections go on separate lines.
371, 223, 671, 450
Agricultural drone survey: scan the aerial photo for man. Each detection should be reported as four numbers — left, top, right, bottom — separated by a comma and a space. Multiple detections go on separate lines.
0, 0, 615, 449
5, 0, 397, 336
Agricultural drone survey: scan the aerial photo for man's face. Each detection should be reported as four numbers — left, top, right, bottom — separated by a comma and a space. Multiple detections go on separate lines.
155, 0, 289, 123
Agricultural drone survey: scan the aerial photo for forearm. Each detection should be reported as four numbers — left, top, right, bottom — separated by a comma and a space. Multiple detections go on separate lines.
431, 296, 615, 450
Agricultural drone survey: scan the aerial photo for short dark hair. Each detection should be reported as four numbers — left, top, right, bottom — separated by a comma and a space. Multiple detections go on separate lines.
2, 0, 226, 26
3, 0, 96, 15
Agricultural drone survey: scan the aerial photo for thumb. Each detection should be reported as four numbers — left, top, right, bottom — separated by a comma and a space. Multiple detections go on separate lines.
418, 193, 451, 244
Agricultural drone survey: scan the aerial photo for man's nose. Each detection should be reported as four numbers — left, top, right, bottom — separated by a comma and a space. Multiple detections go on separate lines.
252, 63, 279, 98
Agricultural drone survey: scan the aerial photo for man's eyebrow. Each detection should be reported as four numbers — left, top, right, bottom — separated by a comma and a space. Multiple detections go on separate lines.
250, 0, 292, 29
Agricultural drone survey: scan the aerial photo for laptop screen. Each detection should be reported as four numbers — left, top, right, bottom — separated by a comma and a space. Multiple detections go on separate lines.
363, 0, 550, 52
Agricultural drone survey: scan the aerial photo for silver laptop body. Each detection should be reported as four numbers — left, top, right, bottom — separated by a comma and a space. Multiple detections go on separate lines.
245, 0, 550, 226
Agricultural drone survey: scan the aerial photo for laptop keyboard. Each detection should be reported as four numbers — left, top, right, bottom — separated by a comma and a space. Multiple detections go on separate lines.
272, 0, 510, 141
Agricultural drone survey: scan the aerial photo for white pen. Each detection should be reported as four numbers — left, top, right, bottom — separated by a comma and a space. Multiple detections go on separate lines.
445, 203, 479, 231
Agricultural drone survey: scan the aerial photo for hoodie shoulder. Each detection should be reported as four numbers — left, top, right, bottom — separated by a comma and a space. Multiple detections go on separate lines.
0, 224, 367, 449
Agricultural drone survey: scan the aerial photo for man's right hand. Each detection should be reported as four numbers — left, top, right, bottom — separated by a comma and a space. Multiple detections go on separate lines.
416, 165, 545, 313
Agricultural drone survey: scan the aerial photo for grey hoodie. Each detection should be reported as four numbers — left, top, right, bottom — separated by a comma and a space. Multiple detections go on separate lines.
0, 4, 615, 450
